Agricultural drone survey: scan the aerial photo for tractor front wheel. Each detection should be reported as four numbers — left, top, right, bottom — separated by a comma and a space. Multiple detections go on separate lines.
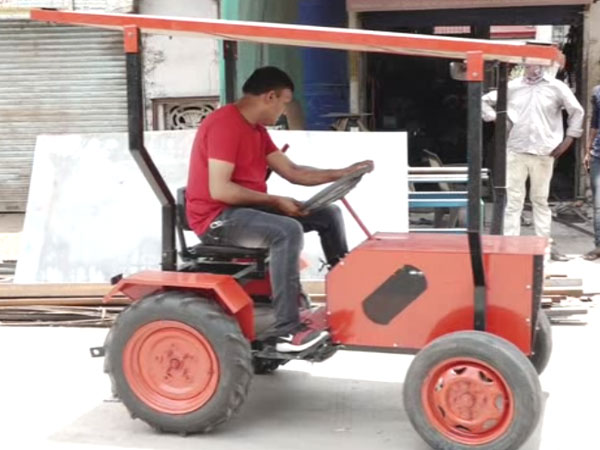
403, 331, 542, 450
104, 290, 253, 434
529, 310, 552, 375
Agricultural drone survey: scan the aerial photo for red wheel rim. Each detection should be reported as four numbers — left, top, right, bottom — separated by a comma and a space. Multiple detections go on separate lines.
123, 321, 220, 415
421, 357, 514, 445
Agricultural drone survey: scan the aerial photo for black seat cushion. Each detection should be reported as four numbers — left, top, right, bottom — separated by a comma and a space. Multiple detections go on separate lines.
178, 187, 268, 261
186, 243, 268, 260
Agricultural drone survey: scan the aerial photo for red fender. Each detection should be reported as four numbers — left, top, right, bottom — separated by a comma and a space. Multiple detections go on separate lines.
104, 270, 255, 340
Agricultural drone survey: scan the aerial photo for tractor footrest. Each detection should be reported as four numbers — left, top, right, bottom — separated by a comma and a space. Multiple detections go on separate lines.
253, 338, 337, 363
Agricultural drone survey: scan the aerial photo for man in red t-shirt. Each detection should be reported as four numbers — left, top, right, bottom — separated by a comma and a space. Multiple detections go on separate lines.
187, 67, 373, 353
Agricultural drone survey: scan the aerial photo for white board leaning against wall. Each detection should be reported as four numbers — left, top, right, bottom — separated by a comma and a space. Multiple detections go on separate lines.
15, 130, 407, 283
267, 130, 408, 278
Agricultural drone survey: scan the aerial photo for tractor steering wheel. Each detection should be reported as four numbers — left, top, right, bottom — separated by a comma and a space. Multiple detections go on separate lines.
301, 165, 371, 214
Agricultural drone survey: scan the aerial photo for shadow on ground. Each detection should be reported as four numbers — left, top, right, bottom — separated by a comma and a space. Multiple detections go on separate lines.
49, 369, 546, 450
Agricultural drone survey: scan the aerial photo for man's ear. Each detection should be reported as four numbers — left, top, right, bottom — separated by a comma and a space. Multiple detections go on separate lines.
265, 90, 277, 102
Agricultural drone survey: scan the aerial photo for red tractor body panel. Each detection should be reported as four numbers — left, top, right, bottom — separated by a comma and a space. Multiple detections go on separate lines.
104, 271, 256, 340
326, 233, 546, 354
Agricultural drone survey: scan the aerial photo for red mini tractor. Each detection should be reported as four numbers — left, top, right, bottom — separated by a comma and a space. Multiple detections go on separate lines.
32, 9, 559, 450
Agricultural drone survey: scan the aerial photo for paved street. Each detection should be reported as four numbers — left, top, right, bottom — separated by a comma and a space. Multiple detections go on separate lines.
0, 305, 597, 450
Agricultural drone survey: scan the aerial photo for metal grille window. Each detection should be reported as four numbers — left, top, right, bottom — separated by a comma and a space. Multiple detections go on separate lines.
151, 96, 220, 131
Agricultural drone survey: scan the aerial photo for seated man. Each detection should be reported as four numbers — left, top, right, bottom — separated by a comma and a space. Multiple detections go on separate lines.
186, 66, 373, 353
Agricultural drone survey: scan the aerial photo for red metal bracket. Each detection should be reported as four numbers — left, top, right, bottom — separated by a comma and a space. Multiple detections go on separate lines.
123, 25, 140, 53
342, 198, 373, 240
466, 51, 484, 82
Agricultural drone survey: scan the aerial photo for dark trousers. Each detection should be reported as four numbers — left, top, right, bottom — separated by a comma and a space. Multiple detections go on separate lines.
201, 205, 348, 334
591, 155, 600, 247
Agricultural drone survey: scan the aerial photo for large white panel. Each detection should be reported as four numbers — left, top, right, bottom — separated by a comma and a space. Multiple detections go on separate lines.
16, 130, 407, 283
267, 130, 407, 278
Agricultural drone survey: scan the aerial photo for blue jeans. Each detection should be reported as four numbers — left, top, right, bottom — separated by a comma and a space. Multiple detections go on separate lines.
591, 155, 600, 247
201, 205, 348, 334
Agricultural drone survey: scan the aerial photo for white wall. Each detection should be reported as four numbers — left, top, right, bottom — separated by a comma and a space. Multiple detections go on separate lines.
535, 25, 553, 43
139, 0, 220, 127
0, 0, 133, 12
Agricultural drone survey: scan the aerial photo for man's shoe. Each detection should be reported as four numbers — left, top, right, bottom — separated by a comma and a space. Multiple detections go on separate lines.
583, 247, 600, 261
275, 324, 329, 353
521, 216, 533, 227
550, 248, 569, 262
300, 305, 328, 331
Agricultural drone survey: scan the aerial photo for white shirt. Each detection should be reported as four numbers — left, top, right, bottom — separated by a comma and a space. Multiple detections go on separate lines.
482, 75, 584, 156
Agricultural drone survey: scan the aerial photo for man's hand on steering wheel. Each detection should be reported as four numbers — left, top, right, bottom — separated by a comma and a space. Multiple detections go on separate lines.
299, 160, 374, 214
338, 160, 374, 179
272, 195, 307, 217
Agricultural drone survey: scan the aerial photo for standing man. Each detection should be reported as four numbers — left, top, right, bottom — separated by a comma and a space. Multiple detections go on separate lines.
186, 66, 373, 353
584, 84, 600, 260
482, 64, 584, 260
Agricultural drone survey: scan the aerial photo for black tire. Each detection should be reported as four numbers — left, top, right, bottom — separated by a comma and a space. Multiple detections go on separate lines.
103, 325, 118, 399
403, 331, 542, 450
252, 357, 283, 375
104, 290, 253, 434
529, 310, 552, 375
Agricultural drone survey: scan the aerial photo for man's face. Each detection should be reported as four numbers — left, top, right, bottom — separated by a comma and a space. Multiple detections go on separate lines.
524, 64, 543, 80
260, 88, 293, 126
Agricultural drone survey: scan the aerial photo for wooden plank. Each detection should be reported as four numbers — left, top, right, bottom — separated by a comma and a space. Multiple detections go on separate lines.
301, 280, 325, 296
0, 283, 114, 298
542, 287, 584, 296
541, 297, 566, 305
542, 294, 568, 299
0, 306, 124, 313
543, 278, 583, 288
583, 289, 600, 296
545, 307, 588, 317
0, 297, 130, 307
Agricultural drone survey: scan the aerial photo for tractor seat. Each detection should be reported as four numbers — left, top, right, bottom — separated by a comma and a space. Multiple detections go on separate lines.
185, 242, 268, 259
176, 187, 268, 261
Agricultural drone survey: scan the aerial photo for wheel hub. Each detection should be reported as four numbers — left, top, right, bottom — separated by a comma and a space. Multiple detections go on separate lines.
423, 358, 514, 445
123, 321, 220, 415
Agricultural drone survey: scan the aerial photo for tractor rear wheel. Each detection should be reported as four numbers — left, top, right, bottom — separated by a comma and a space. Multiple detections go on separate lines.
403, 331, 542, 450
104, 290, 253, 434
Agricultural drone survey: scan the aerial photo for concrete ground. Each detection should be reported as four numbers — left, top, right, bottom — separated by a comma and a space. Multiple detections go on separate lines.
0, 312, 598, 450
1, 210, 599, 449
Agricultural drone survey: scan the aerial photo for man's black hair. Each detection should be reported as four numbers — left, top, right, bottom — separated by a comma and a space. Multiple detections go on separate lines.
242, 66, 295, 95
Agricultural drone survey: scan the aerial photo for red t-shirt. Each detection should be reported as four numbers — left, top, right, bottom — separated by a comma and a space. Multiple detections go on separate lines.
186, 104, 279, 235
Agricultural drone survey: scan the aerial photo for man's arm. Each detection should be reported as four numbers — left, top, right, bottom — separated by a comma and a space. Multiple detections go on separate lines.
585, 89, 600, 170
589, 127, 599, 153
588, 117, 598, 158
209, 159, 303, 216
481, 90, 498, 122
586, 127, 598, 171
561, 83, 585, 140
266, 151, 373, 186
551, 82, 585, 158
